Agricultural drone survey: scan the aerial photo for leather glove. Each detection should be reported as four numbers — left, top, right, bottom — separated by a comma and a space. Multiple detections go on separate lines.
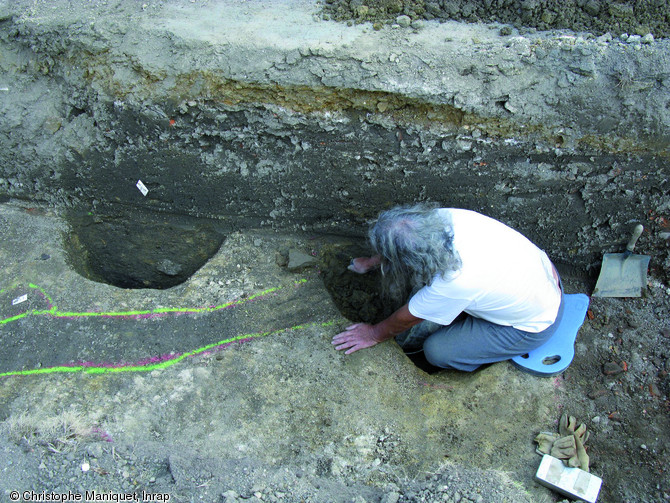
572, 433, 590, 472
558, 413, 589, 443
534, 432, 559, 455
550, 434, 577, 459
557, 412, 590, 471
559, 412, 577, 436
536, 413, 591, 472
573, 422, 590, 445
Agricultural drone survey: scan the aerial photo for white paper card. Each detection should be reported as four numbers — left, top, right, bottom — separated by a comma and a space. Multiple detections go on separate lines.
12, 294, 28, 305
136, 180, 149, 196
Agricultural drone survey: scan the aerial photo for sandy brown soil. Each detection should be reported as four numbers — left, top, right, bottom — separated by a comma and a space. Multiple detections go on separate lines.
0, 203, 667, 502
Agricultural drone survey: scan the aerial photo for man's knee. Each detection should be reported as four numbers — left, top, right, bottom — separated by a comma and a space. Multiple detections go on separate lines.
423, 331, 480, 371
423, 334, 450, 368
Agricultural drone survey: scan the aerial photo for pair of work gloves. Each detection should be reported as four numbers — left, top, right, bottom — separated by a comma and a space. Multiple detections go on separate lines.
534, 413, 590, 472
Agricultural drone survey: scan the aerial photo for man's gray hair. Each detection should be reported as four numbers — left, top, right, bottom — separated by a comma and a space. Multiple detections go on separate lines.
369, 203, 461, 301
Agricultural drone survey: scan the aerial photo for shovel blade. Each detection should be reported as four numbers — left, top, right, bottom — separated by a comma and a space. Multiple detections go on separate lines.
592, 253, 650, 297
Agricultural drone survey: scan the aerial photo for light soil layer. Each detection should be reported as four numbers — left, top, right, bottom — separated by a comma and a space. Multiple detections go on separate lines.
0, 202, 668, 502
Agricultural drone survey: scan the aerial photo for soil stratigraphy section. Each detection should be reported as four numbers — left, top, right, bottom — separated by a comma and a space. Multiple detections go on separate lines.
0, 0, 668, 280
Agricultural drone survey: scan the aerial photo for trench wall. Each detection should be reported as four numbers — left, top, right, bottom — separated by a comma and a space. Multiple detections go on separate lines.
0, 1, 668, 275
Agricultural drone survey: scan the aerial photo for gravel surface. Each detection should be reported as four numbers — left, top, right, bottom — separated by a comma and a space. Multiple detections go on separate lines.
322, 0, 670, 38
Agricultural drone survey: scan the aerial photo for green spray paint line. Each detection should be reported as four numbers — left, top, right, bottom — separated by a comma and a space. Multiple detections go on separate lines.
0, 320, 337, 378
0, 279, 308, 325
0, 278, 337, 379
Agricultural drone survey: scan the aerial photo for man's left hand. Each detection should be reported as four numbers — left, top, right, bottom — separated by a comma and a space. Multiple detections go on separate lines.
332, 323, 382, 354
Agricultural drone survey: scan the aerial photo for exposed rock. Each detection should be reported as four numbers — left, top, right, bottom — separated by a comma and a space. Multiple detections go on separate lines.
396, 15, 411, 28
287, 249, 317, 271
156, 259, 183, 276
603, 361, 625, 375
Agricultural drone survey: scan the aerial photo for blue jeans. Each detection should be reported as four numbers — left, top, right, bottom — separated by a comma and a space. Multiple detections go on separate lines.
396, 288, 566, 372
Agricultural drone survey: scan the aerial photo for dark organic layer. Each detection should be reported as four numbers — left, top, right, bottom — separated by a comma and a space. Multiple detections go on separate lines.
322, 0, 670, 38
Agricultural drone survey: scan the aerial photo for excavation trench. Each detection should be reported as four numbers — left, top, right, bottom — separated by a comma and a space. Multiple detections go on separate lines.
63, 206, 396, 323
1, 2, 669, 502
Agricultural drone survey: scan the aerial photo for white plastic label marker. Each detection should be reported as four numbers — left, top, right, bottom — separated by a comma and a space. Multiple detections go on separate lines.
535, 455, 602, 503
12, 294, 28, 305
136, 180, 149, 196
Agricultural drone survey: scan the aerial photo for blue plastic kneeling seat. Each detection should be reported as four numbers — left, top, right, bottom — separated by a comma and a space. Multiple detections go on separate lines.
511, 294, 590, 376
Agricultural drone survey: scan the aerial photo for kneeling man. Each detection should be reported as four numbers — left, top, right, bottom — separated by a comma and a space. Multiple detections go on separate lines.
332, 204, 563, 372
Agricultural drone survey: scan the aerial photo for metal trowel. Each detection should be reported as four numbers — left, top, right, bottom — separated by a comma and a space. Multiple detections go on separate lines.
593, 224, 650, 297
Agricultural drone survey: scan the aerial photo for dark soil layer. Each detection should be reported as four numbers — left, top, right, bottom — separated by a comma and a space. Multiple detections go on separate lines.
319, 242, 394, 324
322, 0, 670, 37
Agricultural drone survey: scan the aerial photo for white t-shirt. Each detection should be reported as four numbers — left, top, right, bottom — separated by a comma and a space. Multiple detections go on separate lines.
408, 209, 561, 333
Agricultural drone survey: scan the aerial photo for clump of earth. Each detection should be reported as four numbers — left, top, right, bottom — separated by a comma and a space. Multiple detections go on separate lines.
322, 0, 670, 38
319, 242, 397, 324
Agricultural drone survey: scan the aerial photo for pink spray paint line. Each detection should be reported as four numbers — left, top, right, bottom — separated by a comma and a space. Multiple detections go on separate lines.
59, 336, 257, 370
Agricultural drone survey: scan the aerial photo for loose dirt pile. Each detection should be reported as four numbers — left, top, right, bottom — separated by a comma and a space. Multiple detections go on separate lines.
322, 0, 670, 38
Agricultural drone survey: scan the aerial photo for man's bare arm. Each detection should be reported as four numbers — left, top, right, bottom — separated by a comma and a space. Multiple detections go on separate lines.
332, 303, 424, 354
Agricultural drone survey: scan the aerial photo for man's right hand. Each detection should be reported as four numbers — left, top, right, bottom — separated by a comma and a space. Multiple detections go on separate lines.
331, 304, 424, 355
332, 323, 383, 354
347, 255, 381, 274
